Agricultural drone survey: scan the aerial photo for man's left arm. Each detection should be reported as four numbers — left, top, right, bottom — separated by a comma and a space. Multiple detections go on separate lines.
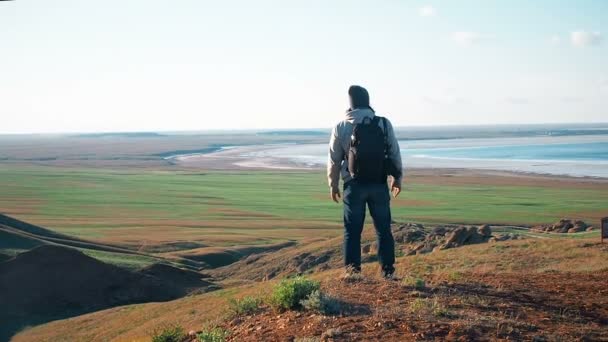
385, 119, 403, 196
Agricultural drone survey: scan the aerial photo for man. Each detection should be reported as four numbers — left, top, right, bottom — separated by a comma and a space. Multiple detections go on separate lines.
327, 85, 403, 279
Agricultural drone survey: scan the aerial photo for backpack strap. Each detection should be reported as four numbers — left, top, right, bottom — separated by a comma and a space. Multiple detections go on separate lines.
381, 117, 389, 156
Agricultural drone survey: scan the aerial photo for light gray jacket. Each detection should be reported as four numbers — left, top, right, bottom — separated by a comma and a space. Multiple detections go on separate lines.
327, 108, 403, 191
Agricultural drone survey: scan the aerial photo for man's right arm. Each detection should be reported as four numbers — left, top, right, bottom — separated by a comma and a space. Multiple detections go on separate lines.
327, 124, 344, 193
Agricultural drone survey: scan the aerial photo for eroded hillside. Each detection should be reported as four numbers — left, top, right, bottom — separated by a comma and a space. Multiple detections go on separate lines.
13, 234, 608, 342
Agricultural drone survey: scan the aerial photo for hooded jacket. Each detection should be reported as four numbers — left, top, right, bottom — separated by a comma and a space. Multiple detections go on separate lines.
327, 108, 403, 191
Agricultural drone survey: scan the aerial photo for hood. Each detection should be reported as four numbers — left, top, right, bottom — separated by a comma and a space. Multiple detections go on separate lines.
345, 108, 375, 124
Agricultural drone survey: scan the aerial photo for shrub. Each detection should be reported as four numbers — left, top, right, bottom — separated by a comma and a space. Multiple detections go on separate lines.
269, 276, 320, 311
227, 296, 262, 317
197, 327, 230, 342
300, 290, 341, 315
150, 324, 186, 342
341, 270, 364, 283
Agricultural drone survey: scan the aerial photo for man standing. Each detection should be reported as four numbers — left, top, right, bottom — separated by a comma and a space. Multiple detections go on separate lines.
327, 85, 403, 279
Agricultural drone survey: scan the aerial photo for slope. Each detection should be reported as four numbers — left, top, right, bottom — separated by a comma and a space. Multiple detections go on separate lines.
12, 236, 608, 342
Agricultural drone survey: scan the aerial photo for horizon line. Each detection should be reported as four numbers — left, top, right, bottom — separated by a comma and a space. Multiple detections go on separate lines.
2, 121, 608, 136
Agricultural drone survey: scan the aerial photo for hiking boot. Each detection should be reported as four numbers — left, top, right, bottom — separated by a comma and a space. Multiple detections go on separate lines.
381, 266, 397, 280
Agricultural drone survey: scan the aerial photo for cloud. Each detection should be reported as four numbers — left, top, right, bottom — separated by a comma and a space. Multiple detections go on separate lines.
451, 31, 494, 46
505, 97, 531, 105
599, 78, 608, 92
423, 96, 469, 105
560, 96, 583, 103
419, 5, 436, 17
550, 35, 561, 46
570, 31, 603, 47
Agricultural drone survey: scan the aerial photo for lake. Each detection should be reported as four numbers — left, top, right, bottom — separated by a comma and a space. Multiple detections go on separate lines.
242, 135, 608, 178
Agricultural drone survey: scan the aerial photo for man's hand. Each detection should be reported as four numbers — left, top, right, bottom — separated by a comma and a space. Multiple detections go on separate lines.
390, 178, 402, 198
331, 188, 341, 203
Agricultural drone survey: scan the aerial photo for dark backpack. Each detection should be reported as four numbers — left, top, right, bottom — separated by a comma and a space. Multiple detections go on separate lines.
347, 116, 388, 183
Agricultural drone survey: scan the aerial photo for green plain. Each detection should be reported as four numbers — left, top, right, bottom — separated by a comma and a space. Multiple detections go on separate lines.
1, 167, 606, 244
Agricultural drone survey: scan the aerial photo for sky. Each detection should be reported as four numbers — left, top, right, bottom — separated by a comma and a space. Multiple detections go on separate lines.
0, 0, 607, 134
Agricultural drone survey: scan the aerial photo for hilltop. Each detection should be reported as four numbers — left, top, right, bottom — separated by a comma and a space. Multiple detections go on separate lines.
11, 225, 608, 342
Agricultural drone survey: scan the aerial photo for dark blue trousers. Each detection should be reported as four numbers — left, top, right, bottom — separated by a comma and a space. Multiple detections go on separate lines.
343, 180, 395, 272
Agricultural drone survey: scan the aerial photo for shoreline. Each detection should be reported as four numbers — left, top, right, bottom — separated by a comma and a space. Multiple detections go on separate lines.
171, 144, 608, 183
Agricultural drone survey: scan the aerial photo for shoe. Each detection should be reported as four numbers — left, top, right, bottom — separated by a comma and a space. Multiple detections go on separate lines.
381, 266, 397, 280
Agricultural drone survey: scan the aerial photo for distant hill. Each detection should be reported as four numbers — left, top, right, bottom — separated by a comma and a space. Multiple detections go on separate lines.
0, 213, 146, 257
73, 132, 167, 138
0, 214, 217, 341
257, 130, 328, 136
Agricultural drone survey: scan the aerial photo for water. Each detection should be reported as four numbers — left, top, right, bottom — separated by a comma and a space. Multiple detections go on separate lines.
408, 142, 608, 161
245, 135, 608, 178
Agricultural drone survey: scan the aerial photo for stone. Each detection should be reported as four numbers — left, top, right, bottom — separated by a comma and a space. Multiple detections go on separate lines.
442, 226, 471, 249
415, 243, 434, 254
369, 242, 378, 254
404, 248, 416, 256
574, 220, 587, 229
477, 224, 492, 237
431, 226, 447, 236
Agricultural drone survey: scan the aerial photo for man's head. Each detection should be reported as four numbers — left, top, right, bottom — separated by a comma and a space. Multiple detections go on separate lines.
348, 85, 371, 111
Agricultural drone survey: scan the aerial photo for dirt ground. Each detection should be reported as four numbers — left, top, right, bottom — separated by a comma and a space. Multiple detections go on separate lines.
224, 270, 608, 341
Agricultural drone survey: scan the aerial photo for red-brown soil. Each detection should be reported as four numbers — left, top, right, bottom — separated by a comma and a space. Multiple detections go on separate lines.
222, 270, 608, 341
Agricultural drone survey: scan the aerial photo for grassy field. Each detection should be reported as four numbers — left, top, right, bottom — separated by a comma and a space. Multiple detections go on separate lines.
1, 166, 607, 247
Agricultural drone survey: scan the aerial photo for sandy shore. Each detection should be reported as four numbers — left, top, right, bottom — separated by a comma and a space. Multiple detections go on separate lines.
171, 145, 608, 187
171, 145, 317, 170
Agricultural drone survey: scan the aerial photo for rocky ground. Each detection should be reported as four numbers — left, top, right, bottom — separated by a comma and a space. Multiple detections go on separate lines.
215, 223, 524, 283
366, 223, 523, 257
532, 218, 595, 234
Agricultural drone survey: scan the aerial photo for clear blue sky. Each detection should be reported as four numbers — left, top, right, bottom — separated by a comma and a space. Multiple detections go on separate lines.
1, 0, 607, 133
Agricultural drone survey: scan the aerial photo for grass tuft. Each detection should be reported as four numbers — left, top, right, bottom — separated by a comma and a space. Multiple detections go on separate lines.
409, 297, 451, 317
227, 296, 262, 317
197, 327, 230, 342
150, 324, 186, 342
402, 276, 426, 290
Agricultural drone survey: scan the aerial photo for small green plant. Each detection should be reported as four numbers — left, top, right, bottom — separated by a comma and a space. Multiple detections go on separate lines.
402, 276, 426, 290
447, 271, 463, 282
409, 298, 451, 317
300, 290, 341, 315
197, 327, 230, 342
150, 324, 186, 342
227, 296, 262, 317
395, 249, 405, 258
269, 276, 320, 311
